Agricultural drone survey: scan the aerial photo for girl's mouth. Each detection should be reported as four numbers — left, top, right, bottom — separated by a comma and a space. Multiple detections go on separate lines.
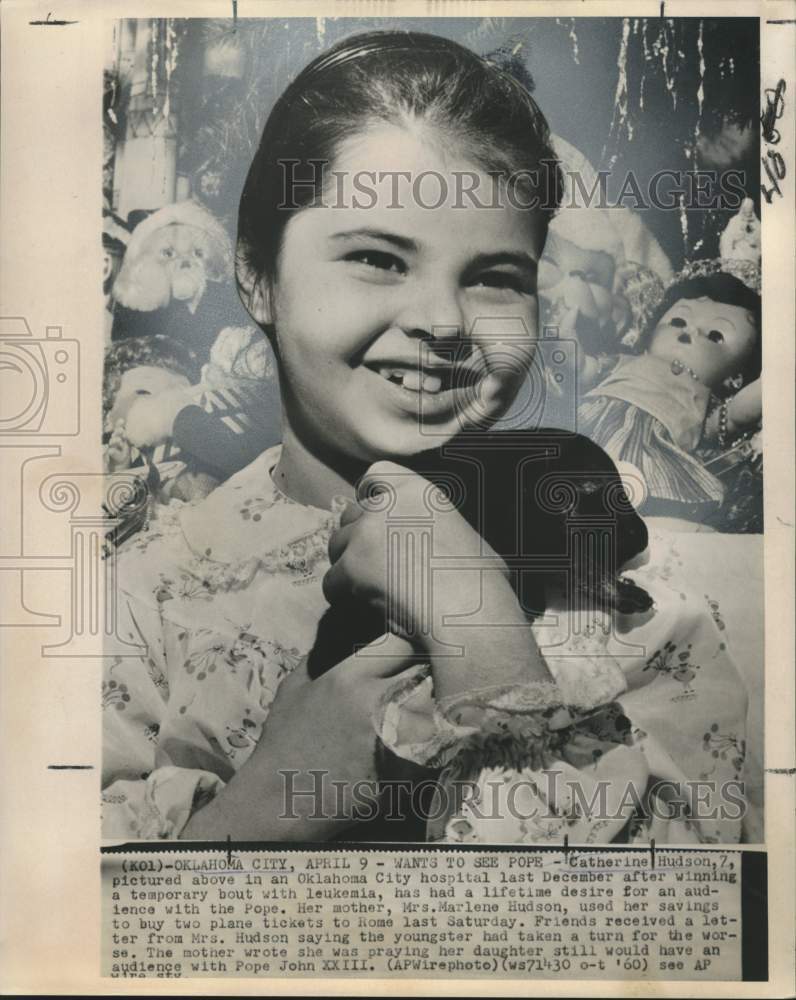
363, 361, 510, 427
376, 365, 452, 394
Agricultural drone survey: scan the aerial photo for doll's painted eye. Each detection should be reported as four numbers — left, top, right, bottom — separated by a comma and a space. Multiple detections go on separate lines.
193, 248, 205, 259
161, 247, 175, 259
135, 389, 152, 396
707, 330, 725, 344
669, 317, 687, 328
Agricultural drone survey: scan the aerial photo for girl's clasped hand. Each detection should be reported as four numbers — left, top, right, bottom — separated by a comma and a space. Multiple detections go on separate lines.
324, 461, 550, 700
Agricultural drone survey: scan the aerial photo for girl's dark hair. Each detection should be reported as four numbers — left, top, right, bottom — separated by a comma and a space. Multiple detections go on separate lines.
103, 335, 199, 417
237, 29, 562, 301
638, 272, 762, 388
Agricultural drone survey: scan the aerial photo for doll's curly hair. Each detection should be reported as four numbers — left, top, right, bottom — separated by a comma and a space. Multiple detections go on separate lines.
103, 335, 200, 418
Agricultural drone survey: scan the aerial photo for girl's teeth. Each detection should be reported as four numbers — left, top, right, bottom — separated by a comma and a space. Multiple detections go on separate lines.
377, 367, 444, 393
379, 367, 404, 384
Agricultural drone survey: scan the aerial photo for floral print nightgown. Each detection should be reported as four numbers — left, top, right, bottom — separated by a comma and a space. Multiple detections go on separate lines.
102, 446, 753, 844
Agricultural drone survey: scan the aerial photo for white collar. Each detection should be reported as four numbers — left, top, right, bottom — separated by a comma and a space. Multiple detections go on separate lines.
177, 444, 337, 567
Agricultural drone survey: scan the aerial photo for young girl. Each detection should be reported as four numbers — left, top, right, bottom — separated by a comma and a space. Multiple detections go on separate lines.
575, 269, 762, 520
102, 30, 753, 844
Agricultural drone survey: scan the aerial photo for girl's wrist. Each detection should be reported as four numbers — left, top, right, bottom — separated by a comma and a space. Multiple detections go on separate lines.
420, 577, 552, 700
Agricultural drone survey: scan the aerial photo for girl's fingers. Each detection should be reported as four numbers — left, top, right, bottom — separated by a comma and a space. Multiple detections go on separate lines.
339, 499, 364, 528
282, 652, 311, 688
320, 558, 348, 605
327, 521, 355, 564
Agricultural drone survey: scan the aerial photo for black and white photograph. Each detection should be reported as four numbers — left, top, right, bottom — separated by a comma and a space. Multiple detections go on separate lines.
1, 1, 793, 993
101, 14, 766, 847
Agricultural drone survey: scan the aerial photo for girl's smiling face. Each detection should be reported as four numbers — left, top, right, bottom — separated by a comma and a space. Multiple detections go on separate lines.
252, 124, 548, 463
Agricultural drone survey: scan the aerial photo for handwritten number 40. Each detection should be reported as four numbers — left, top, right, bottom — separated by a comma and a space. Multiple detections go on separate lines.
760, 79, 787, 204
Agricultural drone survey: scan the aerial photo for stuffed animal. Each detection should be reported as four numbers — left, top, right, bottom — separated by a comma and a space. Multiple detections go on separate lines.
104, 326, 281, 486
110, 200, 245, 361
538, 206, 627, 357
538, 204, 671, 359
719, 197, 761, 265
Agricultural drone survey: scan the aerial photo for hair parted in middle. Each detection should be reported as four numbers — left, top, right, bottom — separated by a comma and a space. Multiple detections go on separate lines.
236, 29, 563, 310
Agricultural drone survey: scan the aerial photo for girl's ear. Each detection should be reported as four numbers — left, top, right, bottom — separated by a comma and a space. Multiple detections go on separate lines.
235, 249, 274, 327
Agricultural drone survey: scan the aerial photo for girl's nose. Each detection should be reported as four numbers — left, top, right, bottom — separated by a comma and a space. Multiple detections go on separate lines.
391, 282, 465, 344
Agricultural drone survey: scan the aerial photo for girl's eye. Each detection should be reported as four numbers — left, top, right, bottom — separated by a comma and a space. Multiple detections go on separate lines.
669, 317, 687, 328
473, 272, 528, 293
708, 330, 725, 344
161, 248, 175, 259
193, 248, 205, 259
134, 389, 152, 396
346, 250, 406, 274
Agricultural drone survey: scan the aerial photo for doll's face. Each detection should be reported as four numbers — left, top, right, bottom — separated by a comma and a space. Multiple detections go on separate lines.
106, 364, 191, 430
144, 224, 213, 304
538, 232, 616, 326
648, 295, 757, 388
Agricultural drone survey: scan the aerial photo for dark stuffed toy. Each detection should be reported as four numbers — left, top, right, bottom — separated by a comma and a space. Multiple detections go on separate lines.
310, 429, 651, 678
310, 430, 652, 844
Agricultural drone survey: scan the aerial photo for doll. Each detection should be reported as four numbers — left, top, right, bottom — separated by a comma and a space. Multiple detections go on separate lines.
720, 197, 761, 264
575, 265, 762, 519
110, 200, 246, 361
102, 334, 218, 545
103, 334, 199, 475
538, 206, 627, 358
170, 325, 282, 479
104, 327, 280, 487
537, 204, 672, 363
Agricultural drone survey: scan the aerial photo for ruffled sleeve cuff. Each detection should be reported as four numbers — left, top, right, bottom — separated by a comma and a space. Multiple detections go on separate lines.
102, 767, 225, 840
375, 666, 571, 769
374, 638, 630, 769
544, 654, 628, 711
